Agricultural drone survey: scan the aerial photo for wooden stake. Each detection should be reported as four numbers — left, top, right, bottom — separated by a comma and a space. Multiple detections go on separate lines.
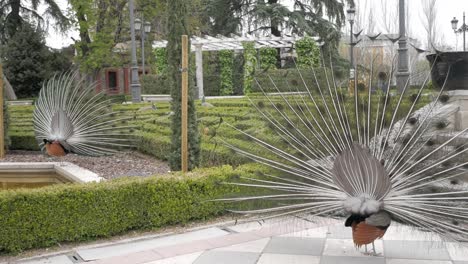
181, 35, 189, 172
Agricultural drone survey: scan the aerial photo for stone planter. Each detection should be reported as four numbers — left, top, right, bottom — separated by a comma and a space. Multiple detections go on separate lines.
426, 51, 468, 90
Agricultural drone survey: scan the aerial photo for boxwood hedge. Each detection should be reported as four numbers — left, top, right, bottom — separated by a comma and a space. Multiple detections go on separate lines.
0, 164, 266, 253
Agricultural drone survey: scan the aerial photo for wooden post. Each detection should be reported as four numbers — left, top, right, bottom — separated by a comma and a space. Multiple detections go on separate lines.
0, 65, 4, 159
181, 35, 189, 172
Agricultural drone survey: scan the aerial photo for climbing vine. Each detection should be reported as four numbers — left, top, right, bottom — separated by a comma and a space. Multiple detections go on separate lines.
154, 48, 167, 74
295, 36, 320, 69
219, 50, 234, 95
242, 42, 256, 94
259, 47, 277, 70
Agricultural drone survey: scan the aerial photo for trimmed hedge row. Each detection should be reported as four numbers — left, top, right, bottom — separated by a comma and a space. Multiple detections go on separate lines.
0, 164, 266, 253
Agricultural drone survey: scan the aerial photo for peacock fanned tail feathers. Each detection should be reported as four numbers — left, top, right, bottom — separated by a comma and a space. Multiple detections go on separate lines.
218, 52, 468, 245
33, 72, 133, 156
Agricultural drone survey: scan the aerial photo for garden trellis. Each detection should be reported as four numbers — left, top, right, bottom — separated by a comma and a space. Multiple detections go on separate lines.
152, 34, 320, 99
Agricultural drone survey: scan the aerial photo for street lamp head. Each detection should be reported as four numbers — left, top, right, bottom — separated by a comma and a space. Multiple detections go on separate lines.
451, 17, 459, 31
144, 21, 151, 33
347, 7, 356, 23
135, 18, 142, 31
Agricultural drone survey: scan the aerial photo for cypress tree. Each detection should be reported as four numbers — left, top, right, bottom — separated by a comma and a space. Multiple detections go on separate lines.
167, 0, 200, 170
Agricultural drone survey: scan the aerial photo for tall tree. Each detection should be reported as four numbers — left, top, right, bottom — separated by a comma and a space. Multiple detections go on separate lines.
0, 0, 69, 42
2, 23, 50, 98
203, 0, 353, 50
420, 0, 439, 50
167, 0, 200, 170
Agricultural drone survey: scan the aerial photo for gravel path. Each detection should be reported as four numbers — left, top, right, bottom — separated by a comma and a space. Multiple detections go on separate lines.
0, 151, 171, 179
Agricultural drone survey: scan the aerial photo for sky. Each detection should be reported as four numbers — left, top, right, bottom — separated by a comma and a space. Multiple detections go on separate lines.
45, 0, 468, 50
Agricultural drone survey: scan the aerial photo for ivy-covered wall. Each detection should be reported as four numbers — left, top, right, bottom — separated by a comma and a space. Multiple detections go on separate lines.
242, 42, 256, 95
219, 50, 234, 95
259, 47, 277, 70
295, 36, 320, 69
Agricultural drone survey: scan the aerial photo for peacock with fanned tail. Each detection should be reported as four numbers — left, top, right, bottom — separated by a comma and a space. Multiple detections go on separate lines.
217, 54, 468, 254
33, 72, 133, 157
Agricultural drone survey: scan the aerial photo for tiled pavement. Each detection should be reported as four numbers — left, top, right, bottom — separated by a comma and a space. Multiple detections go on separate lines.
14, 217, 468, 264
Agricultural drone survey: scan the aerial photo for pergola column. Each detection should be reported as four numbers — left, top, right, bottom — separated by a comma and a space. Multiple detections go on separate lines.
194, 44, 204, 100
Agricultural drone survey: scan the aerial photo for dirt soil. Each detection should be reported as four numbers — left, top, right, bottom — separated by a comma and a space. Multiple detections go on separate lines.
0, 150, 171, 179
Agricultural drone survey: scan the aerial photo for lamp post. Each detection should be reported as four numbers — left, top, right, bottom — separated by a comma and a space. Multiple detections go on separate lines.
135, 17, 152, 75
451, 12, 467, 51
396, 0, 410, 93
129, 0, 141, 103
347, 7, 356, 81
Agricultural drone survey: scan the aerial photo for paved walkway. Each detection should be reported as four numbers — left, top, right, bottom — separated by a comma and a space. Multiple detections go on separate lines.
14, 217, 468, 264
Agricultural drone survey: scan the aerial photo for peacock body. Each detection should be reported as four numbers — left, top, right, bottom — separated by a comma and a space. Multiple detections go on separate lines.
33, 72, 132, 157
219, 54, 468, 252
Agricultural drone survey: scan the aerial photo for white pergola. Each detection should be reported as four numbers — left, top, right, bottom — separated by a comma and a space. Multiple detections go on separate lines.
152, 34, 320, 98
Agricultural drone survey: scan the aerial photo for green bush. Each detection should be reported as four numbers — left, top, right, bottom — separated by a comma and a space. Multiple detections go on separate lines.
141, 75, 170, 94
0, 164, 266, 253
259, 47, 277, 70
242, 42, 256, 94
219, 50, 234, 96
295, 36, 320, 69
9, 133, 39, 151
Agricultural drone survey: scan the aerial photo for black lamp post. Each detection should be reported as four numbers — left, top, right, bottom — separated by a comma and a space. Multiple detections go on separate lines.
347, 7, 356, 80
129, 0, 141, 102
135, 18, 152, 75
452, 12, 467, 51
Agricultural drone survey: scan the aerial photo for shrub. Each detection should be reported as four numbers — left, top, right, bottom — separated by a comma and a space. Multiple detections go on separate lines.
259, 47, 277, 70
141, 74, 170, 94
295, 36, 320, 69
0, 164, 267, 253
9, 133, 39, 151
242, 42, 256, 94
219, 50, 234, 96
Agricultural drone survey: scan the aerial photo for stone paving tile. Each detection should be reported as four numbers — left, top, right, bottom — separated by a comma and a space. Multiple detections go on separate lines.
383, 225, 442, 241
192, 251, 259, 264
77, 227, 228, 261
90, 250, 162, 264
262, 237, 325, 256
386, 259, 453, 264
446, 243, 468, 261
212, 238, 270, 253
320, 256, 385, 264
383, 240, 451, 260
323, 239, 384, 257
256, 253, 320, 264
204, 233, 262, 248
326, 224, 352, 239
17, 255, 74, 264
144, 252, 204, 264
152, 240, 213, 259
279, 226, 328, 239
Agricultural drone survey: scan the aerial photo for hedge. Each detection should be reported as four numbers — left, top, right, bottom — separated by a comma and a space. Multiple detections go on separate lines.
0, 164, 267, 253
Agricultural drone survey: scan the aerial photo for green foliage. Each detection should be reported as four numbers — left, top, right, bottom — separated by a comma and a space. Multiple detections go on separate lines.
295, 36, 320, 69
219, 50, 234, 95
167, 0, 200, 170
242, 42, 257, 95
2, 24, 50, 98
154, 48, 168, 74
141, 75, 170, 94
0, 164, 264, 253
0, 0, 68, 42
259, 47, 277, 70
3, 101, 9, 150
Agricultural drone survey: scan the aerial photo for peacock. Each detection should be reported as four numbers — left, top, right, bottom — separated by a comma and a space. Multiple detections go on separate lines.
217, 53, 468, 255
33, 72, 132, 157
